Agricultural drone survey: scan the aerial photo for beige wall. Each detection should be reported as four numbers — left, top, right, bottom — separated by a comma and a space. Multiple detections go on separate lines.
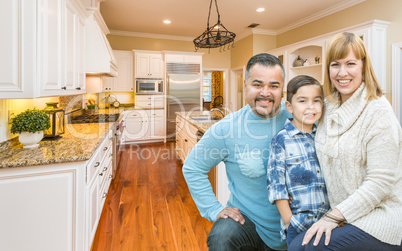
275, 0, 402, 100
230, 35, 254, 69
107, 35, 231, 69
253, 34, 277, 55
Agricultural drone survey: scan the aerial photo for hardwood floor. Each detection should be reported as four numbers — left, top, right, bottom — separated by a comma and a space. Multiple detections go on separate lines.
91, 142, 213, 251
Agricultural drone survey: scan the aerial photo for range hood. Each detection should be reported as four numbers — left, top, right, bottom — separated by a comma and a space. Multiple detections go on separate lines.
85, 9, 118, 77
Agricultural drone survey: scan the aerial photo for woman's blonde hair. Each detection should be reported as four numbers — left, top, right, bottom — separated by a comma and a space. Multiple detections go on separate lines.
324, 32, 383, 102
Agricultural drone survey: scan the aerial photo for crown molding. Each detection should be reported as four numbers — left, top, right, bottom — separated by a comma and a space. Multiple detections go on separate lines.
276, 0, 366, 34
109, 30, 194, 41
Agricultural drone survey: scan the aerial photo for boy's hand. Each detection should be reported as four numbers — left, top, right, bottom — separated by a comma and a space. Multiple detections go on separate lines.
217, 207, 245, 225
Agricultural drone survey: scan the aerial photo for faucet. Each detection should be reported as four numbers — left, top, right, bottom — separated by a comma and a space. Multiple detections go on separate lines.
210, 108, 225, 119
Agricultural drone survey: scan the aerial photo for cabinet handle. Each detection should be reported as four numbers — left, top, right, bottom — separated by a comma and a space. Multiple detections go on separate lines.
109, 175, 113, 179
109, 153, 113, 157
102, 193, 107, 198
185, 139, 188, 142
103, 167, 108, 172
75, 87, 81, 90
61, 86, 67, 90
103, 147, 108, 151
94, 162, 100, 167
99, 172, 104, 176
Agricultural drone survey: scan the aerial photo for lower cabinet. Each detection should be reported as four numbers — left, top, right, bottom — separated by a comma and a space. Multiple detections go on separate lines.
175, 115, 217, 195
85, 129, 113, 250
0, 128, 114, 251
123, 109, 165, 142
0, 162, 86, 251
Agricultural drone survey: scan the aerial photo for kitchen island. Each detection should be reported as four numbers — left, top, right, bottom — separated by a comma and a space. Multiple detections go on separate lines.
175, 111, 230, 204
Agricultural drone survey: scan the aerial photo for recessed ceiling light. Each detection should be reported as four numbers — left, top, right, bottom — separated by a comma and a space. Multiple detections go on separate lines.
256, 8, 265, 12
163, 20, 171, 24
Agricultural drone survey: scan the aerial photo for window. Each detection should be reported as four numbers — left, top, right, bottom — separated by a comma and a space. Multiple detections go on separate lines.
202, 72, 212, 102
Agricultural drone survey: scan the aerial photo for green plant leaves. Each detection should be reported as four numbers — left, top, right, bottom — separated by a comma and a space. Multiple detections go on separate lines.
10, 109, 51, 134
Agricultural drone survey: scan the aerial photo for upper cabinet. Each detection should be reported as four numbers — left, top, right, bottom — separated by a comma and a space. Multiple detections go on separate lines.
113, 50, 134, 92
134, 51, 163, 78
0, 0, 87, 99
163, 52, 203, 64
267, 20, 390, 93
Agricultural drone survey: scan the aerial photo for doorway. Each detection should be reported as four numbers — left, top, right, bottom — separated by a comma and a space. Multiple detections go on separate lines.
202, 69, 229, 111
230, 67, 246, 112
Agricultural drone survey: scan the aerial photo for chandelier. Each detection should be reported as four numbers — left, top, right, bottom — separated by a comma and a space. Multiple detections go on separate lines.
193, 0, 236, 52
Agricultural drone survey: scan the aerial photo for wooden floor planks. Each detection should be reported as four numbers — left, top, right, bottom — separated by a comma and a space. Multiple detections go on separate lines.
91, 142, 213, 251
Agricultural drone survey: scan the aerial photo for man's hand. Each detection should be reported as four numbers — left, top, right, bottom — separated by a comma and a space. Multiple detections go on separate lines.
217, 207, 245, 225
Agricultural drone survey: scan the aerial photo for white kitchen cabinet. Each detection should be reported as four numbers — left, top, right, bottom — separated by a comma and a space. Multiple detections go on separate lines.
135, 95, 164, 108
0, 126, 115, 251
102, 76, 115, 92
113, 50, 134, 92
85, 128, 113, 250
164, 52, 203, 64
134, 51, 163, 78
0, 0, 87, 99
123, 109, 165, 142
0, 162, 86, 251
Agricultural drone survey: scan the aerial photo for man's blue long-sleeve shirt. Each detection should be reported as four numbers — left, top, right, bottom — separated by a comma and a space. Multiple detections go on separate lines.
182, 104, 291, 250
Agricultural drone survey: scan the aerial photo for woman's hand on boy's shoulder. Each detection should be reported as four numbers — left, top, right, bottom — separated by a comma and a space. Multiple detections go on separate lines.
217, 207, 245, 225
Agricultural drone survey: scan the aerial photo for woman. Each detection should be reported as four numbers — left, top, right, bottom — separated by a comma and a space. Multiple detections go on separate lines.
289, 32, 402, 250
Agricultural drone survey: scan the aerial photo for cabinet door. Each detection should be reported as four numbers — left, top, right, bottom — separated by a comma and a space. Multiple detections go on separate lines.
102, 76, 114, 92
65, 2, 76, 91
86, 177, 99, 251
149, 54, 163, 78
123, 110, 149, 141
114, 51, 133, 92
135, 54, 150, 78
76, 18, 86, 92
38, 0, 64, 97
150, 109, 165, 138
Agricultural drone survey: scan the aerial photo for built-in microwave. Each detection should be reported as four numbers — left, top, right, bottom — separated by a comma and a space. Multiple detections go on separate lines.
135, 79, 163, 94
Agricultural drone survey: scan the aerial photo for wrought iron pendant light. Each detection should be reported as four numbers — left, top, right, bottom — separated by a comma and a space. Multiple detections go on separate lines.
193, 0, 236, 52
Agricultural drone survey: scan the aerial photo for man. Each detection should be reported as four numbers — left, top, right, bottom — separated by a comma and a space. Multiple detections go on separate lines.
182, 53, 290, 250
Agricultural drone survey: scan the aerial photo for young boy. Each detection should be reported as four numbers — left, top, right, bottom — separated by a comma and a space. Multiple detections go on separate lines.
266, 75, 330, 246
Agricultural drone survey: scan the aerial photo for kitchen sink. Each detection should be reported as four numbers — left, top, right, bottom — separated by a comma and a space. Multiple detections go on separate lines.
191, 116, 220, 123
191, 116, 211, 121
195, 119, 220, 123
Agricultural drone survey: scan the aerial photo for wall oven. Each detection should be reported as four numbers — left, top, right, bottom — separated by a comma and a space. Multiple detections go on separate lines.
135, 79, 163, 94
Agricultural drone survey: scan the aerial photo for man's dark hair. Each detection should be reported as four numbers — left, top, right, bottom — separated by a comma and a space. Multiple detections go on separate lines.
287, 75, 323, 103
245, 53, 285, 81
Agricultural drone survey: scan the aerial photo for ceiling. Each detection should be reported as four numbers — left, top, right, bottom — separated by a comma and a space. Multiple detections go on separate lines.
100, 0, 365, 40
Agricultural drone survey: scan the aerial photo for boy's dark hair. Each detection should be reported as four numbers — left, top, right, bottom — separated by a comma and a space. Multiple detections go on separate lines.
287, 75, 323, 103
245, 53, 285, 81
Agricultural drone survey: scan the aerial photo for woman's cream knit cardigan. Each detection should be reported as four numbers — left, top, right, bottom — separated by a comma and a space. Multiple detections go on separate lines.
315, 83, 402, 245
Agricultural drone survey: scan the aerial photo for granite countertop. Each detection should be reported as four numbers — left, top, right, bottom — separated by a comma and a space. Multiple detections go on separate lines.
0, 122, 115, 169
175, 111, 218, 133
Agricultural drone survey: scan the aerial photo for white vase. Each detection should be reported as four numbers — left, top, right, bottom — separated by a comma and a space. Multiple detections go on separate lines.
19, 131, 44, 149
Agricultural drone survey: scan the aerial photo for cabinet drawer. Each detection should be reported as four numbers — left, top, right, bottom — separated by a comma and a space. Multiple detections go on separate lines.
86, 149, 101, 184
135, 95, 164, 108
149, 109, 164, 117
98, 161, 113, 212
98, 148, 112, 190
99, 131, 113, 162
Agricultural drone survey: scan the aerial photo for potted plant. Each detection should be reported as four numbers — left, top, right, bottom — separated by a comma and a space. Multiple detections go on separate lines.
87, 104, 96, 114
11, 109, 51, 148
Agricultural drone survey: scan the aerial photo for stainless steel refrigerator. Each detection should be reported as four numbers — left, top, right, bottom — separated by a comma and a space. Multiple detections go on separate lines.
166, 73, 201, 141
